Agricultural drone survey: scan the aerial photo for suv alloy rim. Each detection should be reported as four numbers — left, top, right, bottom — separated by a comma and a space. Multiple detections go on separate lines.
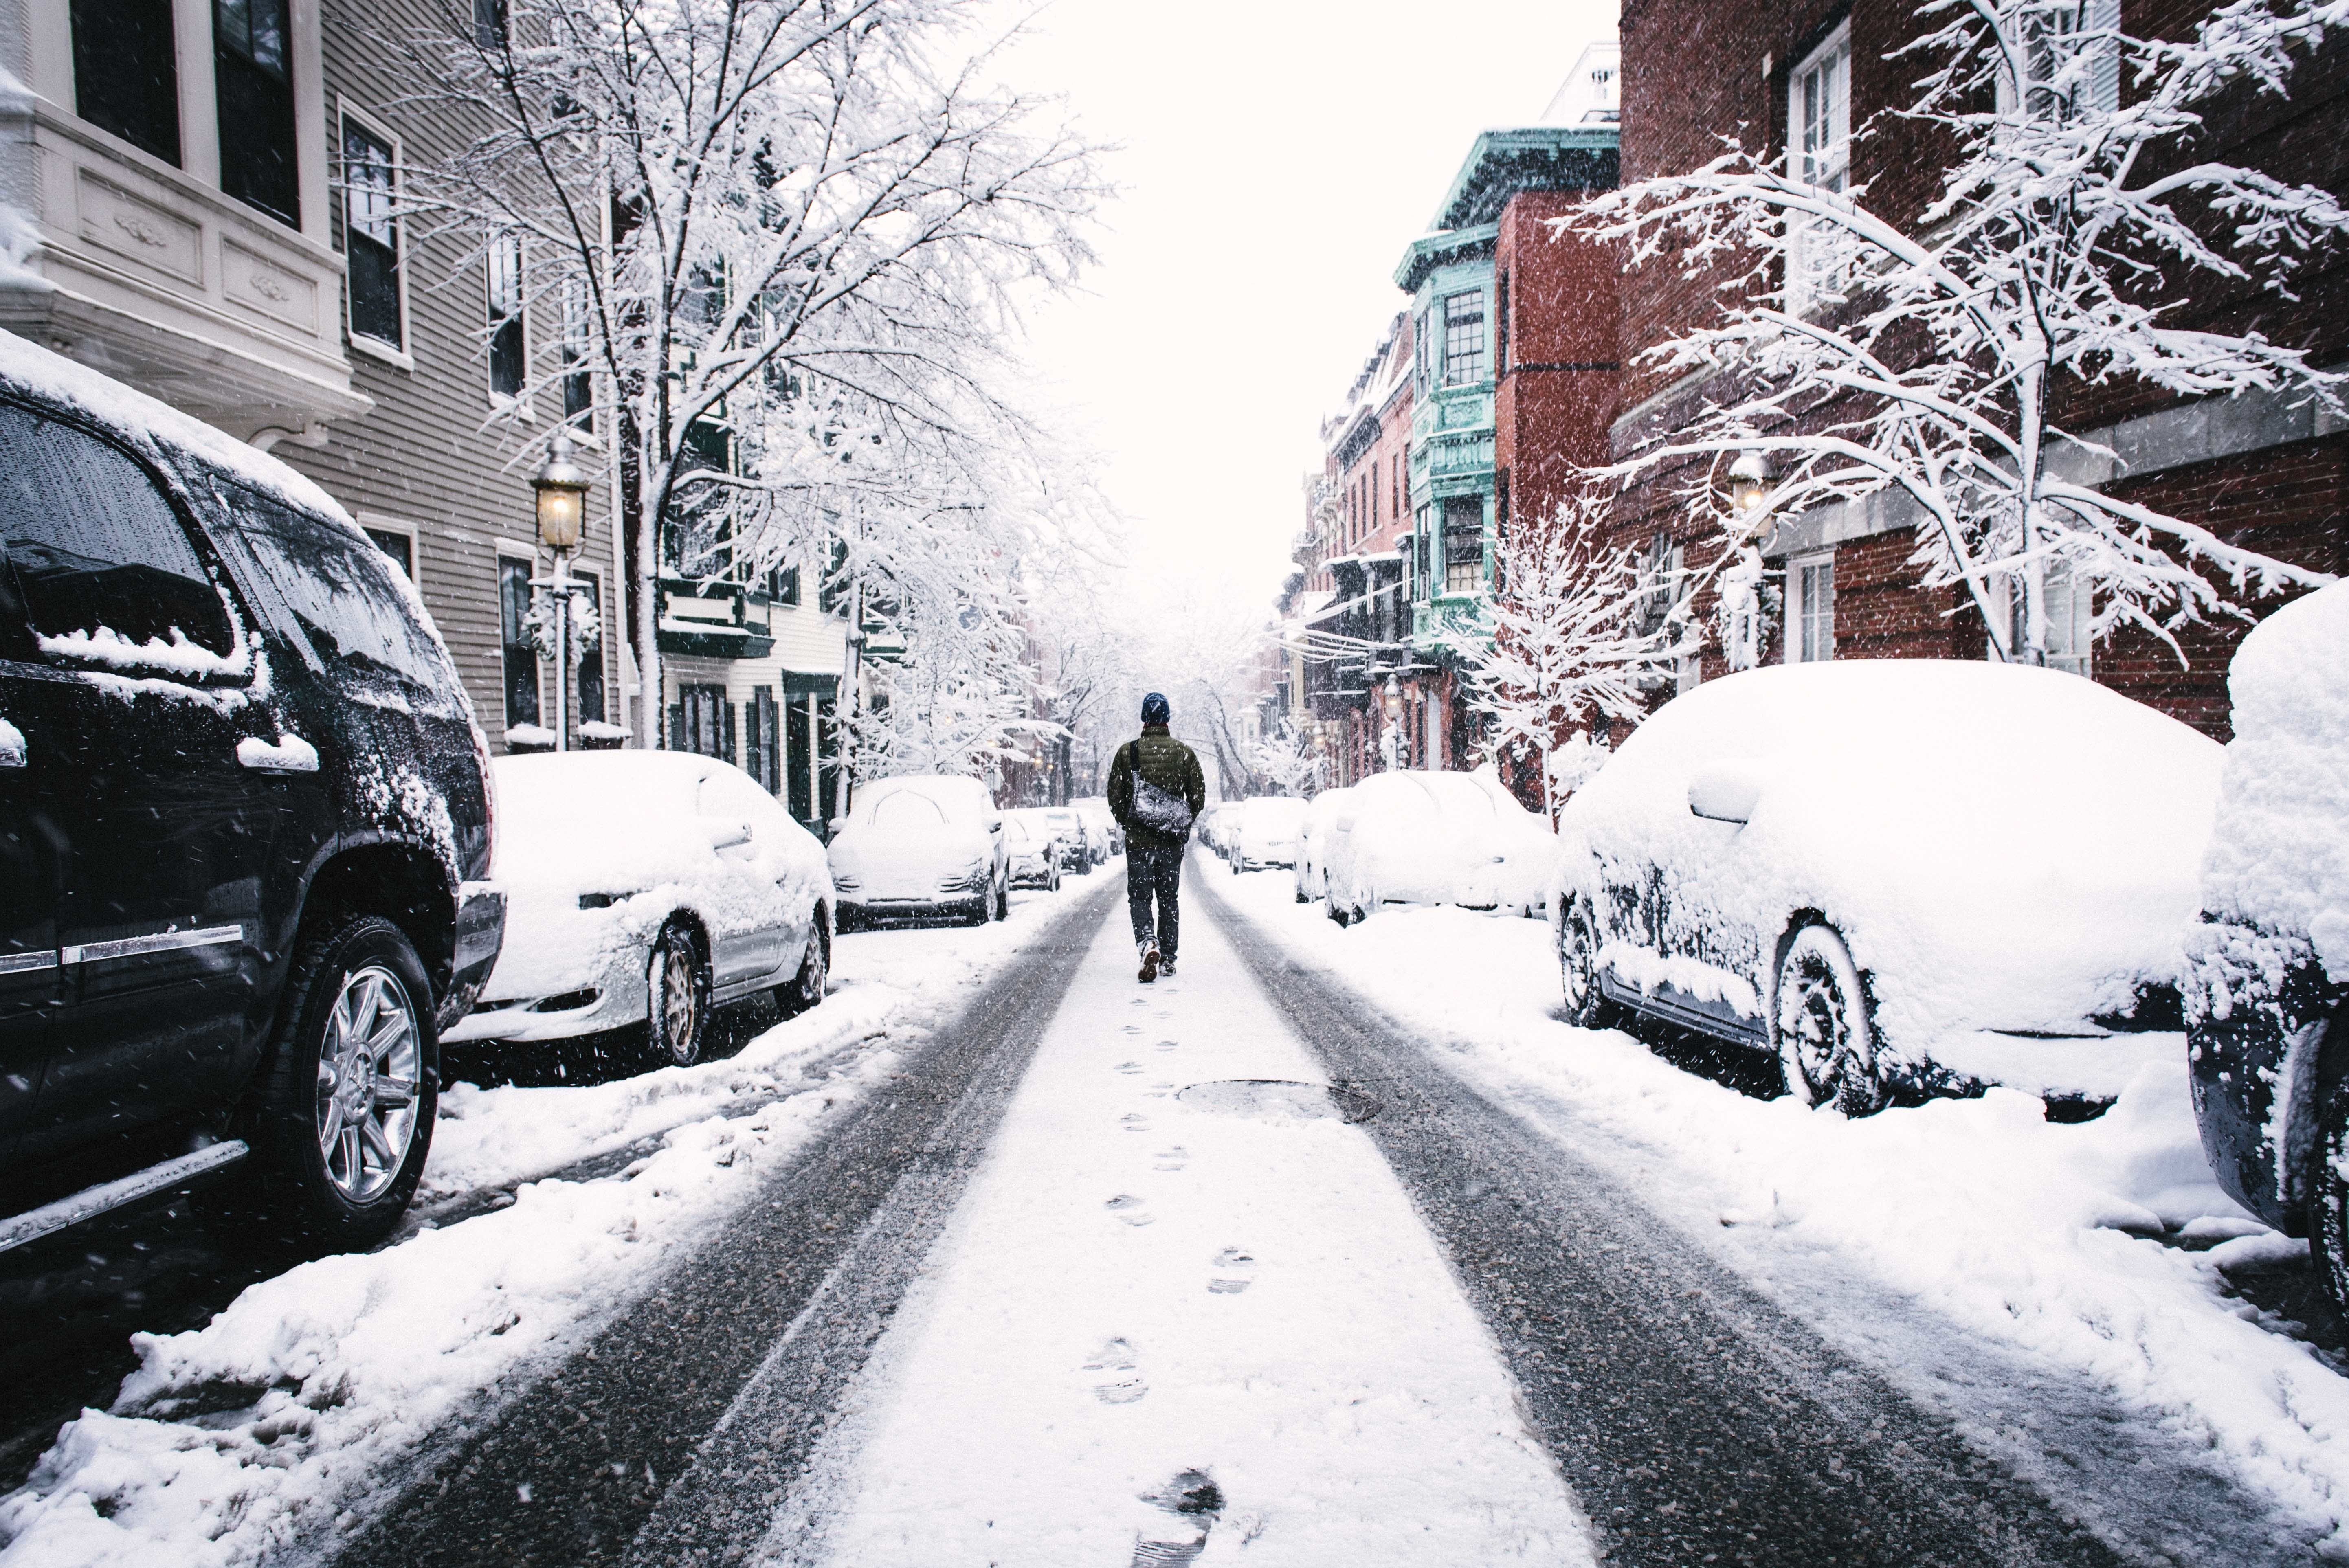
315, 964, 422, 1202
1561, 909, 1595, 1015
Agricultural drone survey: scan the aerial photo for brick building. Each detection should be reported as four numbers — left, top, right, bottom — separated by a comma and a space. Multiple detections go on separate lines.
1607, 0, 2348, 739
1287, 41, 1628, 794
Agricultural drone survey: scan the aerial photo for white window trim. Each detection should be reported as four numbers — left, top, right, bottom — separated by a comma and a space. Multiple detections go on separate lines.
1988, 562, 2093, 676
495, 536, 546, 733
1786, 20, 1852, 317
486, 230, 534, 417
1786, 549, 1835, 663
337, 97, 413, 369
355, 510, 420, 580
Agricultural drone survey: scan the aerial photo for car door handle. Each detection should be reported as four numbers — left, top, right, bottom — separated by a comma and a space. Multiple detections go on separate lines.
0, 717, 23, 768
237, 733, 320, 773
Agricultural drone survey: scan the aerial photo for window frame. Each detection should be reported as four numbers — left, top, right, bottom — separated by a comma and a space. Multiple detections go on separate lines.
356, 512, 419, 580
559, 273, 596, 436
1440, 289, 1487, 389
1785, 20, 1852, 316
486, 231, 531, 412
1787, 549, 1836, 663
495, 540, 542, 735
338, 102, 412, 367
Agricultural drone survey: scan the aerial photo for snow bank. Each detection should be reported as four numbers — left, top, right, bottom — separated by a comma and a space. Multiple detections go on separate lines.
2197, 581, 2349, 982
1211, 863, 2349, 1555
0, 883, 1096, 1568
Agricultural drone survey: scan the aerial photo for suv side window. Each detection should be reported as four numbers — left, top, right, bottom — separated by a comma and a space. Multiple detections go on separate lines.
0, 402, 235, 665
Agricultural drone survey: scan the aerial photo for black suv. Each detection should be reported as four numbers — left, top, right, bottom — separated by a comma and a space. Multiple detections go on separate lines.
0, 336, 502, 1251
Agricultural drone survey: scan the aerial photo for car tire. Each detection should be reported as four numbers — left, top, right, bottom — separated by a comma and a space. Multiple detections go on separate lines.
2311, 1063, 2349, 1312
244, 914, 437, 1250
646, 920, 712, 1069
1559, 899, 1613, 1030
778, 919, 829, 1019
993, 874, 1011, 922
1773, 923, 1886, 1116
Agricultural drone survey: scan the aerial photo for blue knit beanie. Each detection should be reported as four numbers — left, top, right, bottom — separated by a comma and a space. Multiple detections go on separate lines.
1141, 692, 1171, 725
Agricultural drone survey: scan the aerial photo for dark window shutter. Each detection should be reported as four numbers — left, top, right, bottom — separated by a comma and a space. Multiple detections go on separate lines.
723, 701, 738, 765
668, 702, 684, 751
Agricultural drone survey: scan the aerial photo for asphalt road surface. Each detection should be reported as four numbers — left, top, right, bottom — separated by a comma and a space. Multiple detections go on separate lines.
323, 877, 1122, 1568
287, 857, 2306, 1567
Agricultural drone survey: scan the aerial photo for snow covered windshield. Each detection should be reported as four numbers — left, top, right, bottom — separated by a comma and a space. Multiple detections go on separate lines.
0, 399, 236, 663
871, 792, 948, 828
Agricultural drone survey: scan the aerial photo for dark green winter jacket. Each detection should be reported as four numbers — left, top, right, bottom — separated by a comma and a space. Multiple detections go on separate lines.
1108, 725, 1208, 849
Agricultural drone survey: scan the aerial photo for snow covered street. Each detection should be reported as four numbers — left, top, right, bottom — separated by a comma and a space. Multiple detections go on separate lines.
773, 883, 1593, 1566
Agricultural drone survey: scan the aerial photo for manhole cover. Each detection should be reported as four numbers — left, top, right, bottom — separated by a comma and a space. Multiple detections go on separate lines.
1174, 1079, 1379, 1124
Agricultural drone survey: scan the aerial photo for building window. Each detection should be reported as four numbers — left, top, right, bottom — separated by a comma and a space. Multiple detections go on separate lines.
2000, 560, 2092, 676
499, 556, 541, 728
342, 116, 404, 351
474, 0, 508, 49
1414, 308, 1432, 394
1443, 494, 1483, 595
1789, 551, 1835, 663
488, 233, 526, 402
561, 277, 594, 431
215, 0, 298, 225
672, 683, 732, 761
2006, 0, 2120, 125
364, 526, 413, 578
571, 569, 605, 723
1496, 270, 1511, 378
1787, 22, 1851, 313
72, 0, 181, 165
1442, 290, 1486, 387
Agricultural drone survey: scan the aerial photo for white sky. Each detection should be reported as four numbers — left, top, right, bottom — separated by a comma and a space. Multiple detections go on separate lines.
1000, 0, 1617, 612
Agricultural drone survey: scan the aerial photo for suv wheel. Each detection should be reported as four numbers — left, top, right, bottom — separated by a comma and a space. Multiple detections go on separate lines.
1773, 924, 1885, 1116
778, 920, 829, 1019
248, 915, 436, 1248
646, 920, 711, 1068
1560, 900, 1611, 1029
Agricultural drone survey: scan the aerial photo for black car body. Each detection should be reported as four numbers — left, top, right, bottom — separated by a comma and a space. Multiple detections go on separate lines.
0, 333, 501, 1247
2185, 582, 2349, 1290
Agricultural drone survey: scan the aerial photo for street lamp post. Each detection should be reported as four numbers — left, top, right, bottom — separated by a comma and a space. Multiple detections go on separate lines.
1728, 450, 1771, 531
1380, 673, 1403, 772
532, 434, 592, 752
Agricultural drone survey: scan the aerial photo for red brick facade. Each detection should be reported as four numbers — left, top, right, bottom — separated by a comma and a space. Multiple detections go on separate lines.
1609, 0, 2349, 740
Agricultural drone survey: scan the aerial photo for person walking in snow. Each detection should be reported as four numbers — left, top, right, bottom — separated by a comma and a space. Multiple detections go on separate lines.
1108, 692, 1207, 983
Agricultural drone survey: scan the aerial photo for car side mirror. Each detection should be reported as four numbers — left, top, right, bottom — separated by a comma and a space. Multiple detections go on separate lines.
988, 819, 1003, 833
829, 817, 849, 832
1687, 761, 1767, 826
1336, 812, 1358, 832
704, 818, 754, 851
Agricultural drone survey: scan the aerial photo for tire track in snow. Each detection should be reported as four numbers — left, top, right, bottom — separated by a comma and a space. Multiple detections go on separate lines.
325, 879, 1120, 1568
1196, 865, 2130, 1568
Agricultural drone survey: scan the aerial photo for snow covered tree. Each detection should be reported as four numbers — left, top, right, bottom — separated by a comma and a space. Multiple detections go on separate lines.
1250, 718, 1325, 796
1574, 0, 2348, 666
1468, 495, 1690, 822
398, 0, 1105, 744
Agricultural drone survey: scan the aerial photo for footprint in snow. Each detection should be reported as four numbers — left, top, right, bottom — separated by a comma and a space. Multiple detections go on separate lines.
1154, 1039, 1180, 1052
1085, 1336, 1147, 1405
1121, 1024, 1143, 1035
1116, 1061, 1143, 1074
1154, 1146, 1189, 1171
1120, 1113, 1150, 1132
1131, 1470, 1224, 1566
1207, 1246, 1256, 1295
1105, 1194, 1154, 1226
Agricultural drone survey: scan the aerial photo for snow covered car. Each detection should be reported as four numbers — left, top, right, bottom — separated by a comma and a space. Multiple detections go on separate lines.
1322, 770, 1557, 923
1231, 797, 1309, 872
1028, 806, 1094, 872
1002, 814, 1064, 892
827, 775, 1009, 928
1293, 786, 1358, 904
1554, 661, 2221, 1114
2185, 582, 2349, 1300
0, 332, 503, 1253
446, 753, 832, 1070
1074, 799, 1122, 859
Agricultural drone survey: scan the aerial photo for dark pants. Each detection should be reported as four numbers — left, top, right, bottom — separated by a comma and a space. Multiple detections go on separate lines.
1127, 841, 1183, 960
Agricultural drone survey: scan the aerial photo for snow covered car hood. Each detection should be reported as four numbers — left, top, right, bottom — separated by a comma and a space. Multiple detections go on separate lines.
1554, 660, 2222, 1059
828, 822, 994, 900
483, 752, 830, 1002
